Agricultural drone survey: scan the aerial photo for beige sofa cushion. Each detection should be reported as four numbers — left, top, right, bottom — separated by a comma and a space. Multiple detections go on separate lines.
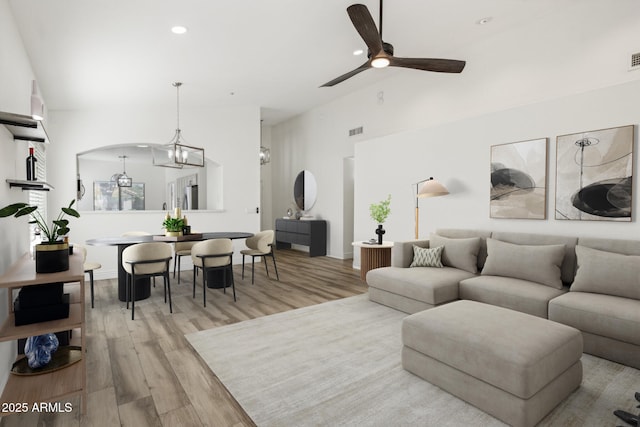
429, 234, 481, 273
549, 292, 640, 346
482, 238, 565, 289
460, 275, 566, 318
571, 245, 640, 300
366, 266, 474, 306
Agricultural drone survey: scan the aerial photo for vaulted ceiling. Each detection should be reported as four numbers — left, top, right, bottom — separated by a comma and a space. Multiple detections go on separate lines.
10, 0, 578, 125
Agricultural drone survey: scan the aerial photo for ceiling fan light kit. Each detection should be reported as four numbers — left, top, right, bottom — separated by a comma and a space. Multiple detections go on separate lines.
321, 0, 466, 87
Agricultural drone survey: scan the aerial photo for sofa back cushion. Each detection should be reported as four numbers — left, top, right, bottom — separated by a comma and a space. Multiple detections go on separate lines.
577, 236, 640, 256
481, 238, 566, 289
435, 229, 492, 269
429, 234, 481, 273
491, 231, 578, 284
571, 245, 640, 300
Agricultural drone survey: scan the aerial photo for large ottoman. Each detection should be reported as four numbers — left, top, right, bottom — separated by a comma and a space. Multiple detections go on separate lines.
402, 300, 583, 427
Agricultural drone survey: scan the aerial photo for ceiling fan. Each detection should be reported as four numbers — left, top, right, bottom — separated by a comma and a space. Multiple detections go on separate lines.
321, 0, 466, 87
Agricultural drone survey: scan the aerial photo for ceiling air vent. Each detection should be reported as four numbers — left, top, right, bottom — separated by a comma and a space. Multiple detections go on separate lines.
630, 52, 640, 70
349, 126, 363, 137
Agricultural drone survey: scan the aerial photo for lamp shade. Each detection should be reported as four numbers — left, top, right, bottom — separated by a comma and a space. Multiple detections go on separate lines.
417, 178, 449, 198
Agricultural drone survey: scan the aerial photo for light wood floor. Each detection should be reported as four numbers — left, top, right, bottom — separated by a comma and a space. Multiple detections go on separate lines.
0, 249, 365, 426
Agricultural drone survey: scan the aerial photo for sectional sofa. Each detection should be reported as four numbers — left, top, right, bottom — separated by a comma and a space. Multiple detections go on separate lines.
366, 228, 640, 370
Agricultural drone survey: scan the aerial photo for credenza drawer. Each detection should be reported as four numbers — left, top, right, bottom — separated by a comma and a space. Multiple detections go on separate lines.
275, 219, 326, 257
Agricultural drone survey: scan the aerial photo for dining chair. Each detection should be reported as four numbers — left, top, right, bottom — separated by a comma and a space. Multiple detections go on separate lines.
121, 242, 173, 320
240, 230, 279, 285
173, 232, 200, 284
191, 239, 235, 307
74, 244, 102, 308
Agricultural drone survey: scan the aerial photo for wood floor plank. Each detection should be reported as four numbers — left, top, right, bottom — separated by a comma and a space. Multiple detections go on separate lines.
0, 249, 364, 426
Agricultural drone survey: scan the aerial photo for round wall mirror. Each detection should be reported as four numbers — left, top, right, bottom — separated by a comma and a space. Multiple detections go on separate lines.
294, 170, 317, 211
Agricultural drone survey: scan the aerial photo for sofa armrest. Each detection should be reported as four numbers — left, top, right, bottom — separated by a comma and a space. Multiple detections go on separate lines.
392, 239, 430, 268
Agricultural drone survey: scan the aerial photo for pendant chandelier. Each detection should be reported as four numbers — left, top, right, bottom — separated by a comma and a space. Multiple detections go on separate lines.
112, 155, 132, 187
152, 82, 205, 168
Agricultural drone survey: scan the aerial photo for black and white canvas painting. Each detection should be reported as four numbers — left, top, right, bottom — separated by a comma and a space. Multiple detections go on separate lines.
555, 125, 634, 221
490, 138, 547, 219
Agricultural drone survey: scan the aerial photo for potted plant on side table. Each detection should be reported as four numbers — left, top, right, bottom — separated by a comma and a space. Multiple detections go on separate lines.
0, 200, 80, 273
369, 195, 391, 245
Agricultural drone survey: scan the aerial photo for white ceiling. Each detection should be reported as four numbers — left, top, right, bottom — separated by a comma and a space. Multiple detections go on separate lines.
9, 0, 576, 125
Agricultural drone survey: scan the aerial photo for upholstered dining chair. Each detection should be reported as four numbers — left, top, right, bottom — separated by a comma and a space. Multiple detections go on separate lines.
191, 239, 235, 306
121, 242, 173, 320
74, 244, 102, 308
240, 230, 279, 285
173, 233, 200, 284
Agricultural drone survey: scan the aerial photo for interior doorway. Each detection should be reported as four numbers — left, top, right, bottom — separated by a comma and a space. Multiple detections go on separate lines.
343, 157, 355, 259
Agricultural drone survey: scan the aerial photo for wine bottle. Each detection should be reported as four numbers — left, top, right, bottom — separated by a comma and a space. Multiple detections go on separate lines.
26, 147, 37, 181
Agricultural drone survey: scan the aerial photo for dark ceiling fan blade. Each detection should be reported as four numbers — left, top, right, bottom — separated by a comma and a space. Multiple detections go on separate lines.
389, 57, 466, 73
320, 62, 371, 87
347, 4, 383, 55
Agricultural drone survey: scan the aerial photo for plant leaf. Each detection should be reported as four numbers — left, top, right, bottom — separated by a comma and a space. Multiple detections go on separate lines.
15, 206, 38, 218
53, 219, 69, 227
57, 227, 70, 236
0, 203, 28, 217
62, 207, 80, 218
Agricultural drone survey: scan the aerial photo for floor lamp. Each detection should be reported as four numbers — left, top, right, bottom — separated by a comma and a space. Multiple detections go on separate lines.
415, 177, 449, 239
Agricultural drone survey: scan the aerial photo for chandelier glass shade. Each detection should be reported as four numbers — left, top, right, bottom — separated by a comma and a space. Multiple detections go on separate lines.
152, 82, 205, 169
113, 155, 132, 187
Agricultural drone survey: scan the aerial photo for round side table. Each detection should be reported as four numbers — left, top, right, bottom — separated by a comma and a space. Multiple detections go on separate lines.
352, 241, 394, 281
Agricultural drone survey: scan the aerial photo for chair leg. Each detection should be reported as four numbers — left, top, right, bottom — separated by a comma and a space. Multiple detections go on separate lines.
251, 256, 255, 285
271, 252, 280, 281
88, 270, 95, 308
163, 273, 167, 303
125, 273, 130, 309
264, 255, 270, 278
166, 272, 172, 313
242, 254, 245, 279
222, 268, 227, 294
230, 265, 236, 302
131, 272, 136, 320
173, 256, 177, 278
192, 266, 197, 299
202, 267, 207, 307
177, 255, 182, 284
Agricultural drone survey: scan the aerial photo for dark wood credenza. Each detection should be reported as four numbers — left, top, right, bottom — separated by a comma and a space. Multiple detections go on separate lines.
275, 218, 327, 257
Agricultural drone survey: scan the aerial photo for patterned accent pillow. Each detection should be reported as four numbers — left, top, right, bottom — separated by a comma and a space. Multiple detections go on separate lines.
410, 245, 444, 268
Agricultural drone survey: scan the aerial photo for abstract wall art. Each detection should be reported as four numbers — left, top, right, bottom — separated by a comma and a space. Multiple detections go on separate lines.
555, 125, 634, 221
490, 138, 548, 219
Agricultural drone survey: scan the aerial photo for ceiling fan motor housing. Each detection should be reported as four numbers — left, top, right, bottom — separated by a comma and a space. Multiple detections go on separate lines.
368, 42, 394, 59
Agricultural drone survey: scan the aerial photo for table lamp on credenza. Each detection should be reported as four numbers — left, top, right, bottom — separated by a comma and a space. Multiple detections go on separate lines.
414, 177, 449, 239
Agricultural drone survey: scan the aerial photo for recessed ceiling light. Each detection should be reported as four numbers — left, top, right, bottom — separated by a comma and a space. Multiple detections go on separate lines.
353, 49, 364, 56
476, 17, 492, 25
171, 26, 187, 34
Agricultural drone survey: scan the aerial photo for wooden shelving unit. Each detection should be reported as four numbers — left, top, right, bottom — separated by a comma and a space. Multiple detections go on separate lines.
0, 253, 86, 414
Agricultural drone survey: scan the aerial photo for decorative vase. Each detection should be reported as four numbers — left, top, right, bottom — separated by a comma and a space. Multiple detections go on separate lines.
165, 231, 183, 237
25, 333, 59, 369
375, 224, 385, 245
35, 242, 70, 273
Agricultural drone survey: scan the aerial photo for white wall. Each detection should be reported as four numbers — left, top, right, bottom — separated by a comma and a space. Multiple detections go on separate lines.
355, 79, 640, 248
0, 0, 43, 395
269, 1, 640, 260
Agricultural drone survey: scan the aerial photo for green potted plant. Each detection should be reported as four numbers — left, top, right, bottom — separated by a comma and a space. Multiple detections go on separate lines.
0, 199, 80, 273
369, 195, 391, 244
162, 216, 185, 237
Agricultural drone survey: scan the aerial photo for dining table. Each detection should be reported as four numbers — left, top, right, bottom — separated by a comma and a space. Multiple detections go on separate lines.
86, 232, 253, 302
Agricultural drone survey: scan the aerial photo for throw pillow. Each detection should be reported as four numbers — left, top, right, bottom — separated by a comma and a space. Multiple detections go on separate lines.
571, 245, 640, 300
429, 234, 481, 273
481, 238, 565, 289
409, 245, 444, 268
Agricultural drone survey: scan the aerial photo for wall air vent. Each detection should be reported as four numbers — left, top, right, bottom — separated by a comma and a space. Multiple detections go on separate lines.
349, 126, 363, 137
630, 52, 640, 70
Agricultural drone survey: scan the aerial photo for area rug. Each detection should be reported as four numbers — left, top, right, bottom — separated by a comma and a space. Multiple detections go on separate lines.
186, 295, 640, 426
